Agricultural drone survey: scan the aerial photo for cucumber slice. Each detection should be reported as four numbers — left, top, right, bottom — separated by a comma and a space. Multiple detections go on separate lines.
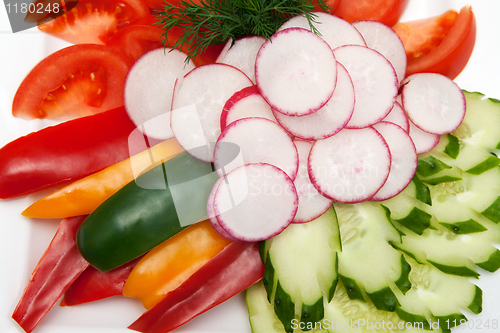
395, 256, 482, 331
335, 202, 409, 311
262, 207, 341, 332
324, 281, 445, 332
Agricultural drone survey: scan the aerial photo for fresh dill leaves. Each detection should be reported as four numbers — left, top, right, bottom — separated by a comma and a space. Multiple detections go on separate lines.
154, 0, 330, 62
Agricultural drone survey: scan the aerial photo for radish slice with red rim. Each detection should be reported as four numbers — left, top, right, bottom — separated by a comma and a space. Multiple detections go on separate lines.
255, 27, 337, 116
273, 63, 354, 140
171, 64, 253, 162
401, 73, 466, 135
352, 20, 407, 84
216, 36, 266, 83
214, 117, 299, 180
292, 139, 333, 223
308, 127, 391, 203
408, 119, 441, 154
213, 163, 298, 242
371, 122, 417, 201
382, 101, 409, 132
333, 45, 398, 129
206, 177, 240, 242
220, 86, 276, 131
124, 48, 195, 140
278, 12, 366, 49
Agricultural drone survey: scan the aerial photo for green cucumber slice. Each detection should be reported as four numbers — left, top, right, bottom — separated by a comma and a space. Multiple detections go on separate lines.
335, 202, 409, 310
262, 207, 341, 331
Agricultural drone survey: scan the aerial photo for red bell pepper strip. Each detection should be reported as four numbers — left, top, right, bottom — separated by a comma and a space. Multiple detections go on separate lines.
0, 106, 139, 199
12, 216, 89, 333
128, 241, 264, 333
61, 256, 142, 306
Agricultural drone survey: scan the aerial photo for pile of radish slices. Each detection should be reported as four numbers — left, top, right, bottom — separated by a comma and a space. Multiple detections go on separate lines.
124, 12, 466, 242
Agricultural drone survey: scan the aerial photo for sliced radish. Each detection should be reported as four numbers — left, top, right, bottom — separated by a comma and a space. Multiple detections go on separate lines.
278, 12, 366, 49
308, 127, 391, 203
220, 86, 276, 131
124, 48, 195, 140
408, 119, 441, 154
292, 139, 333, 223
371, 122, 417, 201
273, 63, 354, 140
255, 27, 337, 116
171, 64, 253, 162
216, 36, 265, 83
206, 177, 240, 242
382, 101, 409, 132
352, 20, 407, 84
333, 45, 398, 128
273, 64, 355, 140
213, 163, 298, 241
401, 73, 466, 135
214, 118, 299, 180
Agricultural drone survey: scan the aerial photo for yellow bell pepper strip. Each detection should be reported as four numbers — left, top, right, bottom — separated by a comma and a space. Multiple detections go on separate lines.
123, 220, 233, 309
12, 216, 89, 333
128, 241, 264, 333
22, 138, 184, 219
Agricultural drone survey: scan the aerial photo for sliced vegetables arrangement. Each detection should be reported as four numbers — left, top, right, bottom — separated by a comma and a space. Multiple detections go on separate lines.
2, 0, 500, 333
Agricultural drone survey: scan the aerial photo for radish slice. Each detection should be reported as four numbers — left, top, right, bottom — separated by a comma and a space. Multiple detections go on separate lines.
214, 118, 299, 180
371, 122, 417, 201
278, 12, 366, 49
216, 36, 265, 83
334, 45, 398, 129
273, 63, 354, 140
207, 177, 240, 242
352, 20, 407, 84
401, 73, 466, 135
382, 101, 409, 132
255, 27, 337, 116
292, 139, 333, 223
308, 127, 391, 203
220, 86, 276, 131
124, 48, 195, 140
171, 64, 253, 162
408, 119, 440, 154
213, 163, 298, 241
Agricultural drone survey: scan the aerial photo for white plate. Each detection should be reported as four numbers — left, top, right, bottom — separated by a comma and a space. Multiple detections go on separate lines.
1, 1, 500, 332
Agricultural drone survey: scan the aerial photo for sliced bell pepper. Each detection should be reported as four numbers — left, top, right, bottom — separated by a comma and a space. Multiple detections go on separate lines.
22, 138, 184, 219
0, 106, 139, 199
76, 151, 219, 272
12, 216, 89, 333
61, 256, 142, 306
128, 241, 264, 333
123, 220, 233, 309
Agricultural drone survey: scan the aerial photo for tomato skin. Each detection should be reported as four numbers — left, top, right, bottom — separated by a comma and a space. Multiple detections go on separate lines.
107, 24, 164, 63
12, 44, 132, 120
395, 6, 476, 80
334, 0, 410, 27
145, 0, 201, 11
38, 0, 150, 44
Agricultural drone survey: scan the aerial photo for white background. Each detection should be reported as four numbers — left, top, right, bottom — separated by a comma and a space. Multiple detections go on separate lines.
1, 0, 500, 332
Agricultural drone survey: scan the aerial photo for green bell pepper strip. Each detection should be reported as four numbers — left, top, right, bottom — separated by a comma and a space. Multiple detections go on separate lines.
76, 151, 219, 272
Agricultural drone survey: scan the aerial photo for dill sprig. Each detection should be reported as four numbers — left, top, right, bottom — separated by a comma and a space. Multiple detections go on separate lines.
154, 0, 330, 62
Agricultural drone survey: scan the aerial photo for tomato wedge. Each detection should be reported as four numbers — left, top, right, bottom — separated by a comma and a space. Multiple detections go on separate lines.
334, 0, 410, 27
144, 0, 201, 11
393, 6, 476, 79
13, 44, 133, 119
38, 0, 150, 44
107, 24, 164, 63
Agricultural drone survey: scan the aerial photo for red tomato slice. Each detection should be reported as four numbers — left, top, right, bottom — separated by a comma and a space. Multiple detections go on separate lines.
393, 6, 476, 79
334, 0, 410, 27
315, 0, 341, 13
13, 44, 133, 120
107, 24, 164, 63
38, 0, 150, 44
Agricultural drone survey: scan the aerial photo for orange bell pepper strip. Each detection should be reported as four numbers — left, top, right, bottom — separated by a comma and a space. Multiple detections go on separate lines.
22, 138, 184, 219
123, 220, 233, 309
